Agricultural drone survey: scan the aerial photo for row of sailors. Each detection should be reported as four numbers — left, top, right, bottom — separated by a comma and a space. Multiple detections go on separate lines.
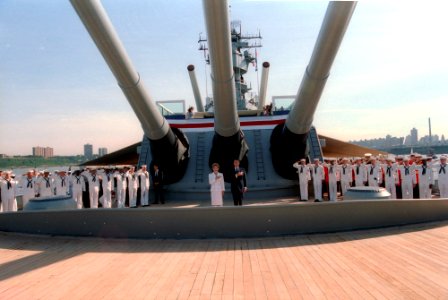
0, 165, 155, 212
293, 155, 448, 202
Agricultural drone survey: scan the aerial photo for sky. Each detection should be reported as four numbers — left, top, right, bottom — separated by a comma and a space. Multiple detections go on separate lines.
1, 0, 447, 156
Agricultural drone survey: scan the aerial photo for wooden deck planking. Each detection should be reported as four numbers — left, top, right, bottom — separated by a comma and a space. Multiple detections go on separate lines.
0, 222, 447, 299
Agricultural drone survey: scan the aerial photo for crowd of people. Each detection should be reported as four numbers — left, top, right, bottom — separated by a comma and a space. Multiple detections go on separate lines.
0, 164, 164, 213
1, 154, 446, 212
293, 154, 448, 202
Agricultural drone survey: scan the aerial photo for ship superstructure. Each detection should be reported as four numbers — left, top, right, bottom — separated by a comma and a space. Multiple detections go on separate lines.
199, 20, 262, 111
70, 0, 356, 201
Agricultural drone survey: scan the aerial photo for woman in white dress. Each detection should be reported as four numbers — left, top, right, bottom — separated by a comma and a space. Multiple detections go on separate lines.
209, 163, 225, 206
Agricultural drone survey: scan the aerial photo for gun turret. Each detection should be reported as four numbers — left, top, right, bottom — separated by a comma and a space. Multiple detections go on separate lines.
70, 0, 189, 183
202, 0, 249, 180
271, 1, 357, 179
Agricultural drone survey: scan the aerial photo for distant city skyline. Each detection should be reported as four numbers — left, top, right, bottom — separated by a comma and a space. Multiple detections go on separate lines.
351, 125, 447, 149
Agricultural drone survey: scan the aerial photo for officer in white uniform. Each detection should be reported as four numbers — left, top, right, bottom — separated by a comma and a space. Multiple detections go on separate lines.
293, 159, 311, 201
0, 171, 18, 212
338, 158, 352, 195
415, 156, 433, 199
437, 155, 448, 198
138, 165, 150, 207
309, 159, 324, 202
353, 158, 367, 187
19, 170, 37, 208
382, 158, 397, 199
398, 157, 416, 199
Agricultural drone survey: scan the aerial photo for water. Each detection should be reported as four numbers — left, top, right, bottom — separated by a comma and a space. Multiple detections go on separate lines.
11, 166, 81, 177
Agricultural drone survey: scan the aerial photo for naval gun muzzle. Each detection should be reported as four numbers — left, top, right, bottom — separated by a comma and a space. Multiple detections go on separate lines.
70, 0, 189, 183
202, 0, 249, 181
270, 1, 357, 179
257, 62, 270, 110
187, 65, 205, 113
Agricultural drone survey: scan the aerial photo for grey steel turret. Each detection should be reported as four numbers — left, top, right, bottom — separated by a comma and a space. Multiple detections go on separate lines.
202, 0, 249, 180
271, 1, 357, 179
70, 0, 189, 183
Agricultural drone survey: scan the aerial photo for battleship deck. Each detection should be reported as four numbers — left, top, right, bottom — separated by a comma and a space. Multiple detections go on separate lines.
0, 221, 447, 299
1, 198, 448, 239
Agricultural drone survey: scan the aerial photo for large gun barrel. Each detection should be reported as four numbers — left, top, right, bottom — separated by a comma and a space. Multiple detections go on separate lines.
271, 1, 357, 179
70, 0, 189, 183
257, 62, 270, 110
202, 0, 249, 180
187, 65, 205, 113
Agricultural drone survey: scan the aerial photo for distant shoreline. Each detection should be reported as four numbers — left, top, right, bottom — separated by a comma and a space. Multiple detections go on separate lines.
0, 156, 87, 170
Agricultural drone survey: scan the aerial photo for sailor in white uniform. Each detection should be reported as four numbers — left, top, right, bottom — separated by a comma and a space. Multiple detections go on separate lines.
114, 169, 127, 208
325, 158, 339, 202
367, 157, 382, 187
127, 167, 138, 208
138, 165, 150, 207
382, 158, 397, 199
398, 157, 416, 199
36, 171, 54, 197
309, 159, 324, 202
353, 158, 367, 187
19, 170, 37, 208
0, 171, 3, 212
415, 156, 434, 199
338, 158, 352, 195
437, 155, 448, 198
54, 171, 69, 196
99, 169, 112, 208
293, 159, 311, 201
208, 163, 225, 206
70, 170, 84, 208
0, 171, 18, 212
86, 169, 100, 208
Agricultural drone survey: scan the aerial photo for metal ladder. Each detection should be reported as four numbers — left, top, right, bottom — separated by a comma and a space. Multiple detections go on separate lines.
138, 137, 150, 167
195, 133, 206, 183
253, 130, 266, 180
308, 126, 324, 162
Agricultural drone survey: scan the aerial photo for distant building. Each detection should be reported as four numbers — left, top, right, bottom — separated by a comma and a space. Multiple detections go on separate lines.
84, 144, 93, 159
410, 127, 418, 146
98, 147, 108, 157
32, 146, 54, 158
0, 154, 7, 158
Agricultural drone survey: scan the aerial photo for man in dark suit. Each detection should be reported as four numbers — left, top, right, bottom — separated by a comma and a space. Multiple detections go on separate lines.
151, 163, 165, 204
230, 159, 247, 206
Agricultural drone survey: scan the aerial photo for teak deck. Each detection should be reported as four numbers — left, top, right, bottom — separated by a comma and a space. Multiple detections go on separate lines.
1, 221, 447, 299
